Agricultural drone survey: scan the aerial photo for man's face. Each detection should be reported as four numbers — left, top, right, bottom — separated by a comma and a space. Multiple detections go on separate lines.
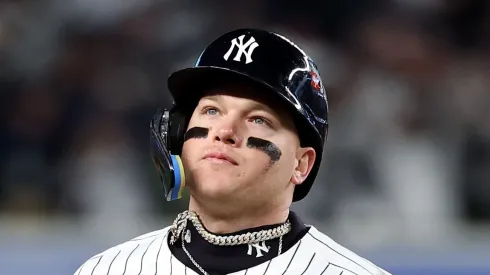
181, 84, 316, 209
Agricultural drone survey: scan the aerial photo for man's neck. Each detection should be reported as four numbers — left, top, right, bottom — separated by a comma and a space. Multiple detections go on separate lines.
188, 198, 290, 234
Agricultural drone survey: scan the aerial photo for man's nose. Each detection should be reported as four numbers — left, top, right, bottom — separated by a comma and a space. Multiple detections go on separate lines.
213, 119, 243, 147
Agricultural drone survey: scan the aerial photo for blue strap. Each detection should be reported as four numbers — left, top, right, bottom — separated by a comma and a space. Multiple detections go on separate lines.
170, 155, 182, 200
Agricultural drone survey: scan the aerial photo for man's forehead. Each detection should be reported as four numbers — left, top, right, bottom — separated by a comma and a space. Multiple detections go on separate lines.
200, 94, 268, 108
199, 85, 281, 110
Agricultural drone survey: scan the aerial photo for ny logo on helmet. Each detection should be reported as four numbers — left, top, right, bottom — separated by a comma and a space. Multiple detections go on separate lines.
223, 35, 259, 64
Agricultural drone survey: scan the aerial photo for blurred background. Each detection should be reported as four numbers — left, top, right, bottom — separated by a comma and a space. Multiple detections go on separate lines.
0, 0, 489, 274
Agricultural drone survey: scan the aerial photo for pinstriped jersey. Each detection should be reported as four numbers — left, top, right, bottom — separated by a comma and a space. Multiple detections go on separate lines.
74, 226, 391, 275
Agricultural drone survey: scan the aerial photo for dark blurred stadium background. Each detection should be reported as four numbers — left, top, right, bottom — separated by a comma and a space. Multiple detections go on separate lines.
0, 0, 489, 274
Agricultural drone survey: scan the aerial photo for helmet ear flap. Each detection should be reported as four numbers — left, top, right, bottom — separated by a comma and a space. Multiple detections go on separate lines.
167, 106, 189, 156
149, 104, 190, 201
150, 104, 189, 155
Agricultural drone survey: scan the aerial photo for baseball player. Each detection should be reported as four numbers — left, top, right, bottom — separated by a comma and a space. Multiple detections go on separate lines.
74, 28, 392, 275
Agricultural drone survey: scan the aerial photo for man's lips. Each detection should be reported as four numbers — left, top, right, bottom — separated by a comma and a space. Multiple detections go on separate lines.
203, 152, 238, 165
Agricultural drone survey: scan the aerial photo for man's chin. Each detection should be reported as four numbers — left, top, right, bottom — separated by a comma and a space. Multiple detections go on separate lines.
191, 184, 240, 201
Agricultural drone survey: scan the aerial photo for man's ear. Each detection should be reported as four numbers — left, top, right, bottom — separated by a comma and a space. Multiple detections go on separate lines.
290, 147, 316, 185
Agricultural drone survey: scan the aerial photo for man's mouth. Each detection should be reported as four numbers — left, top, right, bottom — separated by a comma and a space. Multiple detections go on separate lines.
203, 152, 238, 165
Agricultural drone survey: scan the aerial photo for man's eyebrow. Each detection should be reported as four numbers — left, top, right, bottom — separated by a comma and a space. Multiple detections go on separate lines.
200, 95, 220, 103
246, 100, 278, 114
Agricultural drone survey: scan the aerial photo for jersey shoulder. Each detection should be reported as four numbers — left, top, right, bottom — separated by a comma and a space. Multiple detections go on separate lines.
304, 226, 392, 275
73, 226, 172, 275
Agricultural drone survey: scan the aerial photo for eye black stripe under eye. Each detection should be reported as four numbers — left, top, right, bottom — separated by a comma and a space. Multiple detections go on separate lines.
184, 127, 209, 141
246, 137, 282, 163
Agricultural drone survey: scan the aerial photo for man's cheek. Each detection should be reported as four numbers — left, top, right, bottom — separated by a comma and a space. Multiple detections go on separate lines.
181, 143, 197, 167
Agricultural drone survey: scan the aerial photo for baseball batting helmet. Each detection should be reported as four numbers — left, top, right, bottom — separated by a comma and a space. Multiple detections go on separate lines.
150, 28, 329, 202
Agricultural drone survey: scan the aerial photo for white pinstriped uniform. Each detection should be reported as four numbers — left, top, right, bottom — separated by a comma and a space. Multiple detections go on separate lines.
74, 226, 392, 275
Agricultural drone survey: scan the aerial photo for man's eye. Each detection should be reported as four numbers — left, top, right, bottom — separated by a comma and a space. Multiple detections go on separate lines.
251, 117, 273, 127
203, 107, 219, 115
253, 117, 265, 124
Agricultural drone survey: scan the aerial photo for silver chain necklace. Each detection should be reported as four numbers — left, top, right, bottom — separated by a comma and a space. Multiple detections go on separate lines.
170, 211, 291, 275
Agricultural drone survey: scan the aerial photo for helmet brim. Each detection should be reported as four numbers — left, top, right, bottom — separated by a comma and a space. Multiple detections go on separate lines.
168, 66, 277, 106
